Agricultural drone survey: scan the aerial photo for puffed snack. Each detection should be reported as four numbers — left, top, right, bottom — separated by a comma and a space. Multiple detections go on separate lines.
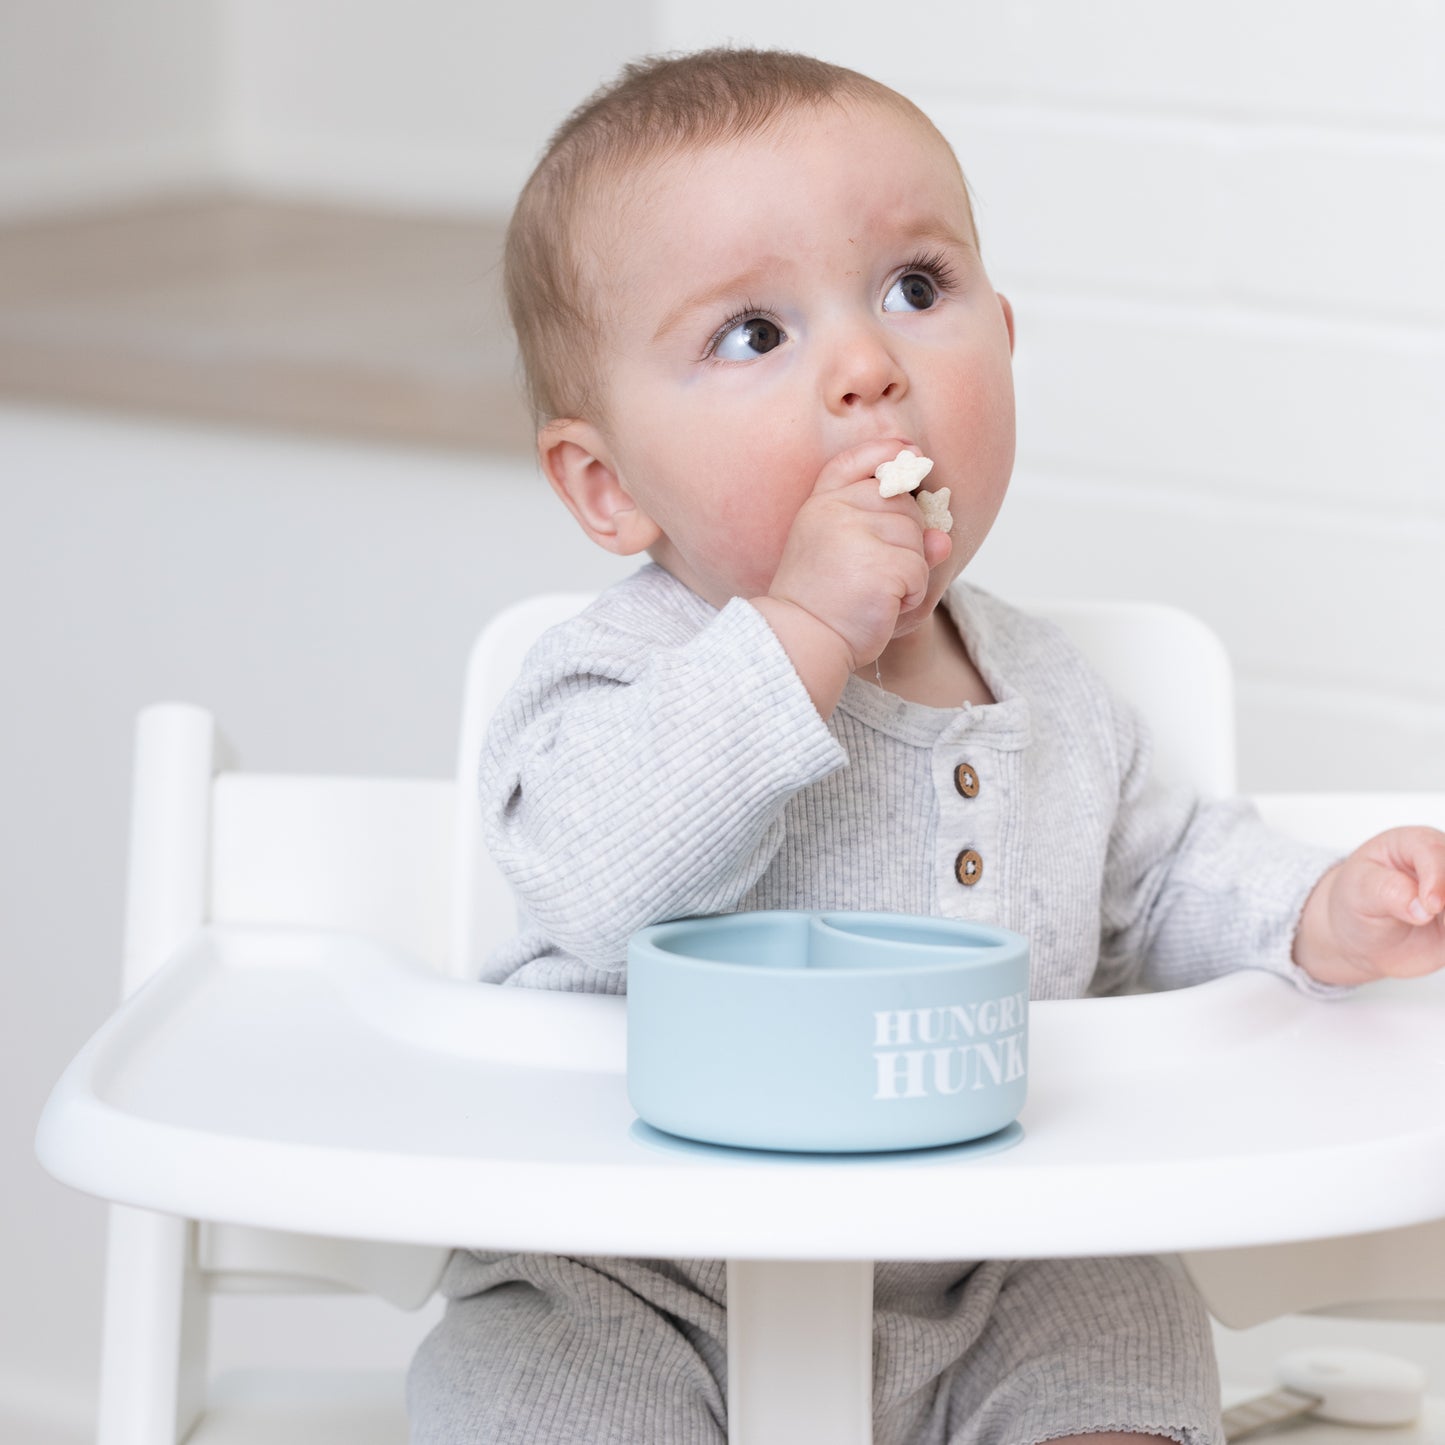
916, 486, 953, 533
876, 448, 952, 533
875, 448, 934, 497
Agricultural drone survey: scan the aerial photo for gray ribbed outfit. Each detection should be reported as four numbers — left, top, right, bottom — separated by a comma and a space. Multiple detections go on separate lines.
408, 564, 1340, 1445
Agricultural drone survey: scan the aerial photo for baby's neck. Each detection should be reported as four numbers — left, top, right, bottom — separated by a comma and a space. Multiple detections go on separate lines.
859, 608, 995, 709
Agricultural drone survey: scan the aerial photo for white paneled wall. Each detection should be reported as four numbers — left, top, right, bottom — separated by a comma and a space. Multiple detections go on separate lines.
660, 2, 1445, 791
0, 0, 220, 217
0, 0, 655, 219
221, 0, 654, 211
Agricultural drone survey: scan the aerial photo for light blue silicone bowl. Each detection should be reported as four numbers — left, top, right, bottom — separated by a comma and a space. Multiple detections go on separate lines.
627, 911, 1029, 1153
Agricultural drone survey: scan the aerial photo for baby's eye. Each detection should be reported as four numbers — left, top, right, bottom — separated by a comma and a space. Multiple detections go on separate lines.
883, 272, 939, 313
712, 315, 785, 361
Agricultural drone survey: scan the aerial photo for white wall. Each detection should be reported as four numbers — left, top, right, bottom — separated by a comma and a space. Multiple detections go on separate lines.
661, 1, 1445, 792
220, 0, 654, 211
0, 0, 654, 219
0, 0, 221, 217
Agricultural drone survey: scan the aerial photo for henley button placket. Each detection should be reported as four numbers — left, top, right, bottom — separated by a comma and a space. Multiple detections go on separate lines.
953, 763, 982, 884
934, 717, 1016, 915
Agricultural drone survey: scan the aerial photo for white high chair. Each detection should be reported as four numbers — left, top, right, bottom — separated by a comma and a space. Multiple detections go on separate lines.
35, 593, 1445, 1445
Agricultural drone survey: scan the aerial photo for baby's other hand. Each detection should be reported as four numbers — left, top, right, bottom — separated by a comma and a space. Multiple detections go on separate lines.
766, 439, 950, 671
1294, 826, 1445, 986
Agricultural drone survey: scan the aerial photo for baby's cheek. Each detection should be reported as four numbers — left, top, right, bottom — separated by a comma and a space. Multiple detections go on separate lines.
711, 434, 824, 588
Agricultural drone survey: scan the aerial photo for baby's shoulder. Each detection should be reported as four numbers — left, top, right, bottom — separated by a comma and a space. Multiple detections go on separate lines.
518, 564, 713, 675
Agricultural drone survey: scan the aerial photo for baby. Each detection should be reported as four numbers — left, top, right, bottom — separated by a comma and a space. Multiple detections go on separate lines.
409, 47, 1445, 1445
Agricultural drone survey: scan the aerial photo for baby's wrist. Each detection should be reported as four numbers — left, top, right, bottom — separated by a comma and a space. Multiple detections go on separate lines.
1292, 864, 1376, 987
749, 595, 853, 719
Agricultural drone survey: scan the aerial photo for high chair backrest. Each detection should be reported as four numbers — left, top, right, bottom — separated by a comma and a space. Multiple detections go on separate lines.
448, 592, 1238, 980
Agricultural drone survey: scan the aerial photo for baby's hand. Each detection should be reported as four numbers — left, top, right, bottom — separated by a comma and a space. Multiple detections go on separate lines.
1294, 826, 1445, 986
765, 439, 951, 672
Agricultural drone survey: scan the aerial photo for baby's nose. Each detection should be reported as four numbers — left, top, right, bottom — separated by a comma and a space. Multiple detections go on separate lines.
841, 374, 903, 408
830, 328, 908, 411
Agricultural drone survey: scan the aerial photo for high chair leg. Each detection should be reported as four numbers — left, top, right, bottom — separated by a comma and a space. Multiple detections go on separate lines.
97, 1206, 208, 1445
726, 1259, 873, 1445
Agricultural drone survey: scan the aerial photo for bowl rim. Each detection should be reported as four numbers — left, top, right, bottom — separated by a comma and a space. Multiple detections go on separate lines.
631, 910, 1029, 981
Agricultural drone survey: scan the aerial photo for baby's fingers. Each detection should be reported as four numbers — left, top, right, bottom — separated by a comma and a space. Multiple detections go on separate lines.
1400, 828, 1445, 924
899, 552, 932, 611
812, 438, 916, 497
895, 525, 951, 609
1366, 826, 1445, 924
922, 527, 952, 570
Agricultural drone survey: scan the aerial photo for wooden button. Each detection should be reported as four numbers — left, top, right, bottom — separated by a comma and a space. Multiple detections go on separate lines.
954, 763, 979, 798
955, 848, 983, 886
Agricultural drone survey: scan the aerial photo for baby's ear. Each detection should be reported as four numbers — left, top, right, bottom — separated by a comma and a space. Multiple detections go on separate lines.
538, 419, 662, 556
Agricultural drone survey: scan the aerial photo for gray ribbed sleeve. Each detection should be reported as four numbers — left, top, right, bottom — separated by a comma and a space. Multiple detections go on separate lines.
479, 591, 846, 971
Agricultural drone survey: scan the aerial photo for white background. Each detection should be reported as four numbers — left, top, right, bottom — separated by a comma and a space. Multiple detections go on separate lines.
2, 1, 1442, 1437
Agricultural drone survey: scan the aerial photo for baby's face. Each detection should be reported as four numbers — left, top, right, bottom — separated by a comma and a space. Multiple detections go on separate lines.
580, 98, 1016, 615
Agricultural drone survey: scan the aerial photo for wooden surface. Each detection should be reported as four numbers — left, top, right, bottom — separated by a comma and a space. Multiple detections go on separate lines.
0, 195, 534, 454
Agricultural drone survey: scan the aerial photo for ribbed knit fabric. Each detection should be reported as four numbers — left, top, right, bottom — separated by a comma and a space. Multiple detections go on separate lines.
408, 563, 1345, 1445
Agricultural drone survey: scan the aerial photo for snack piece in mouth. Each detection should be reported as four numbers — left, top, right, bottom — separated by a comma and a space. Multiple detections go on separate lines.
917, 487, 953, 533
876, 448, 934, 498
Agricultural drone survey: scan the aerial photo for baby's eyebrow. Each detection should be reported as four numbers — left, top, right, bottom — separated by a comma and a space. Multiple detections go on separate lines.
895, 219, 978, 256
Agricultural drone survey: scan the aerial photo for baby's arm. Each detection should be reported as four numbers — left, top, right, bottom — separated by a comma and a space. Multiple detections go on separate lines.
480, 596, 846, 969
1101, 690, 1445, 992
1097, 694, 1347, 996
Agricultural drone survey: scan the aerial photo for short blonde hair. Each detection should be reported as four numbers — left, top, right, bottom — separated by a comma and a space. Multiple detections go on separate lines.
503, 47, 974, 426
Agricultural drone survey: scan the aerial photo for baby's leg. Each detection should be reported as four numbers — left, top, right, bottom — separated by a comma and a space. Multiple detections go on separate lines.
408, 1251, 728, 1445
942, 1255, 1223, 1445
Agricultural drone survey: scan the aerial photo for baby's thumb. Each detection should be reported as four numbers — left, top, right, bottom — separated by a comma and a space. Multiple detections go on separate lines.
1365, 826, 1445, 923
1365, 859, 1430, 925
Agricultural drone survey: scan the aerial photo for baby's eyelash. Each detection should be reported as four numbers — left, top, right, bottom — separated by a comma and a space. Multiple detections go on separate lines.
898, 249, 959, 293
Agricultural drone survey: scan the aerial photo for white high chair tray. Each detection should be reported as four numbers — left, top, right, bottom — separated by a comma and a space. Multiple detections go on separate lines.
37, 924, 1445, 1260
